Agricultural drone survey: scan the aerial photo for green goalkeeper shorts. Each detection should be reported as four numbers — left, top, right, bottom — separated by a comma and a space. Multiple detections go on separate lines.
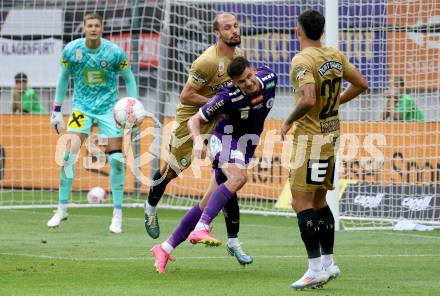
67, 108, 122, 138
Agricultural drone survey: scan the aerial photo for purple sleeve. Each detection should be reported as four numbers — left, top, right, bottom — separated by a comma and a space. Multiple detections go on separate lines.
199, 90, 229, 122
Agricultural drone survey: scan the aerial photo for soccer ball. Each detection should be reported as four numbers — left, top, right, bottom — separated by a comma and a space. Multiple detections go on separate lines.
87, 187, 108, 204
113, 97, 146, 128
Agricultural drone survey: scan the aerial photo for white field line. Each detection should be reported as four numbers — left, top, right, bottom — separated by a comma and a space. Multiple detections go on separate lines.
4, 209, 440, 236
1, 252, 439, 262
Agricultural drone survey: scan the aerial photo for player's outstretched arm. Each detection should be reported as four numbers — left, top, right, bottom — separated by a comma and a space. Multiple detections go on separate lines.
121, 69, 138, 98
187, 113, 207, 159
180, 83, 209, 107
51, 68, 69, 134
340, 69, 368, 105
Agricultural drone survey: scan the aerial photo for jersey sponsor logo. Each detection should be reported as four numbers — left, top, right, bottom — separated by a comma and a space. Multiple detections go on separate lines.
61, 58, 69, 68
354, 194, 384, 209
75, 49, 82, 61
266, 97, 275, 109
266, 80, 275, 89
229, 89, 240, 96
239, 107, 250, 119
306, 159, 329, 185
205, 100, 225, 116
210, 80, 231, 92
100, 60, 108, 68
294, 65, 307, 81
318, 61, 342, 77
320, 118, 340, 133
401, 196, 432, 211
231, 94, 244, 102
250, 95, 263, 105
261, 72, 275, 82
84, 68, 106, 85
68, 111, 86, 128
119, 60, 129, 70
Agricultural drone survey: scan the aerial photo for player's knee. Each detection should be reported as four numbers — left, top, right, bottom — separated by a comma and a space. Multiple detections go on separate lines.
228, 172, 247, 191
108, 151, 125, 174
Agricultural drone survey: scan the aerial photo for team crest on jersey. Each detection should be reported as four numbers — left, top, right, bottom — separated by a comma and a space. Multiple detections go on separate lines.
218, 58, 225, 73
239, 107, 250, 119
75, 49, 83, 61
100, 61, 108, 68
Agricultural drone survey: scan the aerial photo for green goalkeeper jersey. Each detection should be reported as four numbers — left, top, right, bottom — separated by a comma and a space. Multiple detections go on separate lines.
59, 38, 132, 114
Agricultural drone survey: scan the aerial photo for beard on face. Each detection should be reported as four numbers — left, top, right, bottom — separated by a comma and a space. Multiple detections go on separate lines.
222, 35, 241, 47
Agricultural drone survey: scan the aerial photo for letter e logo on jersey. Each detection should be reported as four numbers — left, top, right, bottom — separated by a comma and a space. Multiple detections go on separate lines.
84, 68, 105, 85
306, 159, 329, 185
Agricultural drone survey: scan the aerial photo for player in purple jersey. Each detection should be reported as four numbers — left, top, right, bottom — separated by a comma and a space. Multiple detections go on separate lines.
150, 56, 277, 273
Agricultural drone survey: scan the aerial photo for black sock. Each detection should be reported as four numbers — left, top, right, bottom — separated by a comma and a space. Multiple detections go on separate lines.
297, 209, 321, 258
316, 205, 335, 255
223, 193, 239, 238
147, 170, 170, 207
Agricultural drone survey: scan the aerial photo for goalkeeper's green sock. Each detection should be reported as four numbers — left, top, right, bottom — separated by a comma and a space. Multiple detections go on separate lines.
109, 151, 125, 209
59, 152, 77, 204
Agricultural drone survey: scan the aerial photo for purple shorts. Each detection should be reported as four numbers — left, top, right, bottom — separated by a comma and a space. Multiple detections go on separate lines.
209, 132, 258, 168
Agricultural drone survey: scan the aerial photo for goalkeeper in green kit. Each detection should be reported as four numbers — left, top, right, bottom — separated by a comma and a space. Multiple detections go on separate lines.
47, 13, 138, 233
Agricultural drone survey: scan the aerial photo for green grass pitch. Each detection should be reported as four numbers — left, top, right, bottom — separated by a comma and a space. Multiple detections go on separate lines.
1, 207, 439, 295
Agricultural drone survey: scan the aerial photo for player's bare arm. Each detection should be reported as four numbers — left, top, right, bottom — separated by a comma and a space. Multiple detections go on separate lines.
179, 82, 210, 107
339, 68, 368, 105
280, 83, 316, 140
187, 113, 207, 159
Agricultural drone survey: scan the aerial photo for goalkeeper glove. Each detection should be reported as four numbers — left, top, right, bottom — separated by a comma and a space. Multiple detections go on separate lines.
50, 103, 65, 135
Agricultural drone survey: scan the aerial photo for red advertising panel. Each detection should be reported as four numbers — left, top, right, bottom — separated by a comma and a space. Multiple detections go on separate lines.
107, 33, 160, 69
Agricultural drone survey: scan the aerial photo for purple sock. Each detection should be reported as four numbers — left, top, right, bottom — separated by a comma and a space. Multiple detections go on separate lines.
200, 184, 235, 225
167, 204, 202, 248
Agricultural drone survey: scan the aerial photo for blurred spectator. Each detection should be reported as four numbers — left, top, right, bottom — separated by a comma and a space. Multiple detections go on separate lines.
382, 77, 424, 121
12, 73, 48, 114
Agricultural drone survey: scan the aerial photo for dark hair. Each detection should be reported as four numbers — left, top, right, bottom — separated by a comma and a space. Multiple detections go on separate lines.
297, 10, 325, 41
227, 56, 250, 79
213, 12, 237, 32
14, 72, 27, 82
83, 13, 103, 25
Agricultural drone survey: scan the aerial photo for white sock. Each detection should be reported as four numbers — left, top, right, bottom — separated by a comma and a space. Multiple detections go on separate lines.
308, 257, 323, 272
113, 208, 122, 217
145, 202, 156, 216
58, 204, 67, 212
161, 241, 174, 254
321, 254, 334, 268
194, 222, 209, 231
228, 237, 240, 247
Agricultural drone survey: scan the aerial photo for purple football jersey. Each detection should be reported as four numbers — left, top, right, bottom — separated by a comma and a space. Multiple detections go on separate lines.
199, 66, 277, 166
